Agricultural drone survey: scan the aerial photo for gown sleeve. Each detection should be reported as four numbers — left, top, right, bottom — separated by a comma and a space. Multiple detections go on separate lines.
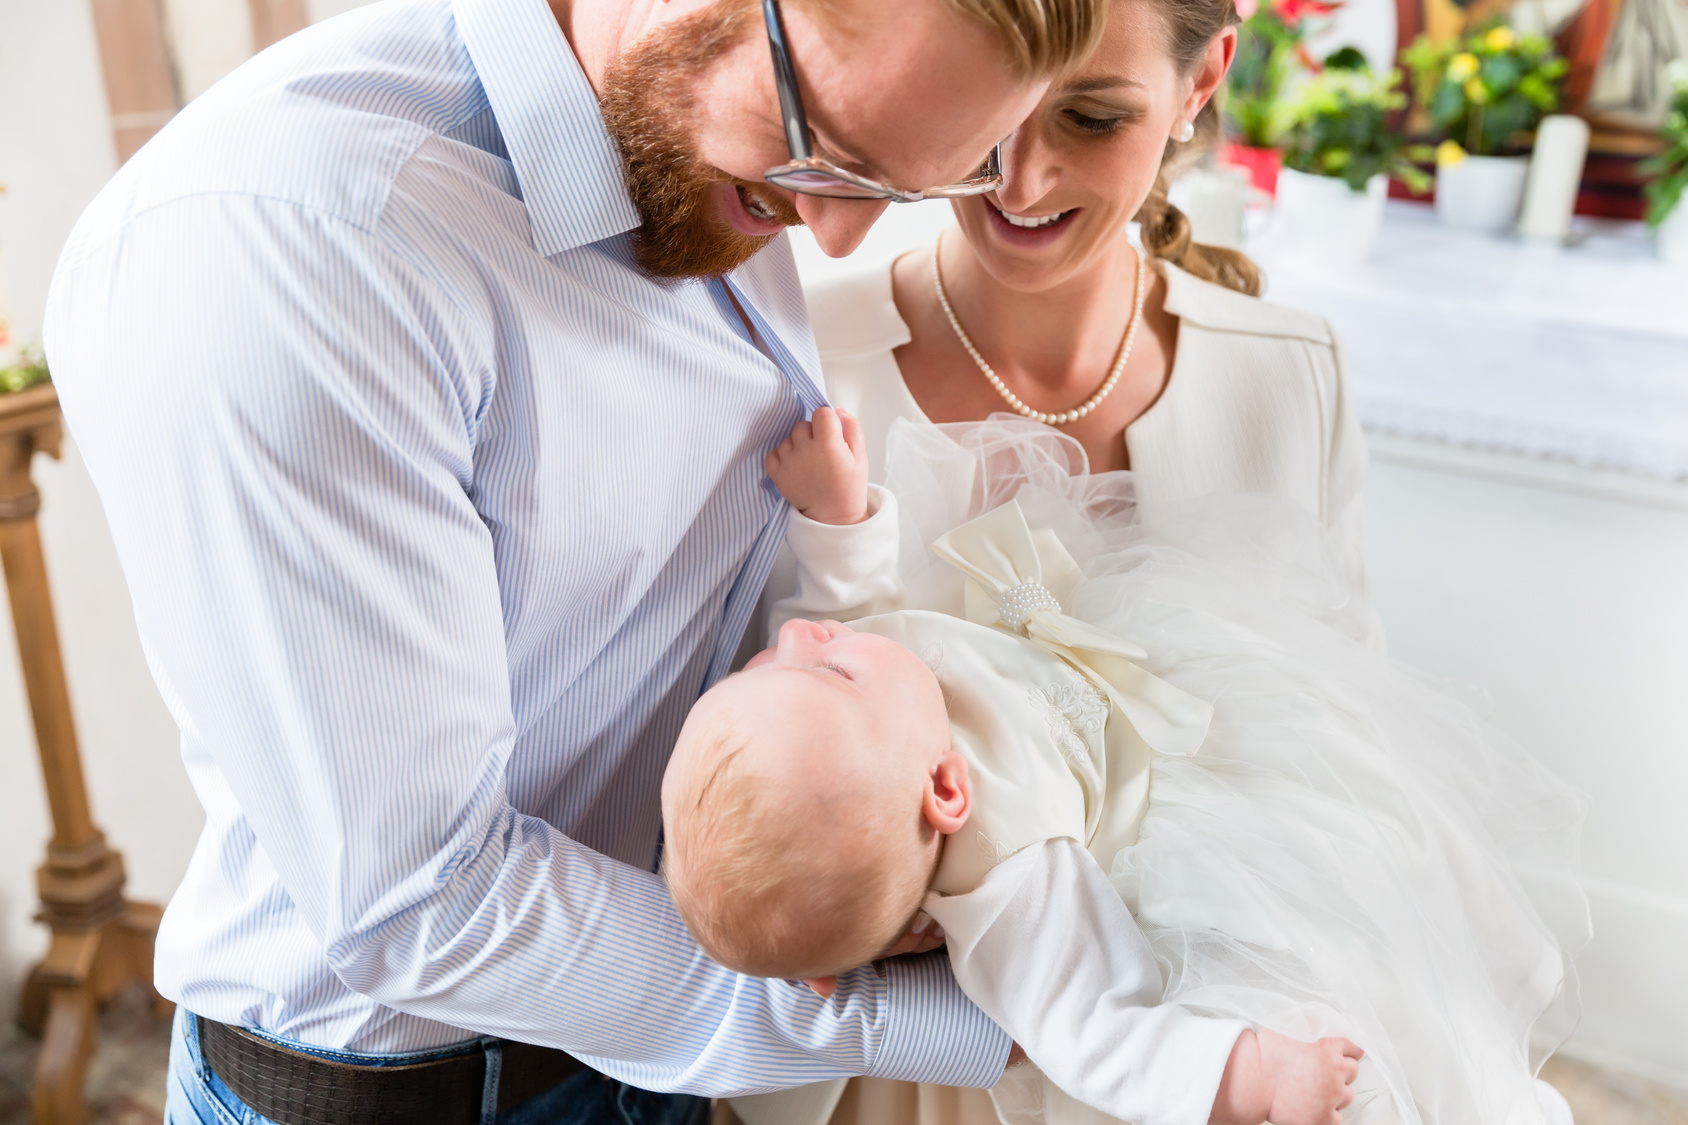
923, 838, 1249, 1125
766, 484, 906, 637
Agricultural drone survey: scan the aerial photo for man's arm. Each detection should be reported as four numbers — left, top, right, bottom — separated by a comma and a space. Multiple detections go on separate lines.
44, 194, 1008, 1095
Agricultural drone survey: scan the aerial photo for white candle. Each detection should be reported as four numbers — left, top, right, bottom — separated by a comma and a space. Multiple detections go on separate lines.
1518, 115, 1591, 241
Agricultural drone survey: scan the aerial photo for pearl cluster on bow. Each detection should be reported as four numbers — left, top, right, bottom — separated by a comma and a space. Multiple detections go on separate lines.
997, 581, 1062, 631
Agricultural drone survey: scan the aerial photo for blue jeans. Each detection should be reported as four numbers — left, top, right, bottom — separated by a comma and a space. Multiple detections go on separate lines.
165, 1007, 713, 1125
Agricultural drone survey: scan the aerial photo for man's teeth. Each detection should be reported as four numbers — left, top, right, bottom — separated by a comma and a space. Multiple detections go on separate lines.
998, 206, 1069, 229
742, 190, 776, 221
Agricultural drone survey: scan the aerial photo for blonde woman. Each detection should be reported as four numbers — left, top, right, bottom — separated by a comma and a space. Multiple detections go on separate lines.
782, 0, 1384, 663
735, 0, 1590, 1122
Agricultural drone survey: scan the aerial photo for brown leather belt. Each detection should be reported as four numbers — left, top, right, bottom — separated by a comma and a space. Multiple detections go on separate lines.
198, 1016, 590, 1125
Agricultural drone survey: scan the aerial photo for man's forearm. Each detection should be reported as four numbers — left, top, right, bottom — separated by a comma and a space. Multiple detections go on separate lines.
323, 804, 1008, 1095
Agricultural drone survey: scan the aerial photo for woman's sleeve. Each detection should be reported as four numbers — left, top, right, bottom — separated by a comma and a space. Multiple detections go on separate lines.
765, 484, 906, 638
1322, 325, 1388, 653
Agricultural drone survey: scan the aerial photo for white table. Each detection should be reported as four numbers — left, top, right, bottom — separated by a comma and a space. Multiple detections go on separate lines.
1254, 202, 1688, 481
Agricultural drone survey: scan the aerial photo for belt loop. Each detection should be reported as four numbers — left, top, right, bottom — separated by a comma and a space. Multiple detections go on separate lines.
189, 1013, 213, 1084
480, 1039, 503, 1125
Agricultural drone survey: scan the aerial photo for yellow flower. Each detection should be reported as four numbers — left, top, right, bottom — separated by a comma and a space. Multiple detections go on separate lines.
1465, 77, 1489, 104
1447, 52, 1479, 82
1436, 140, 1468, 167
1483, 26, 1517, 51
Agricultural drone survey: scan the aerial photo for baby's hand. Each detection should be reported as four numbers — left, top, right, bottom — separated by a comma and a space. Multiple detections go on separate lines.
765, 407, 869, 525
1210, 1029, 1362, 1125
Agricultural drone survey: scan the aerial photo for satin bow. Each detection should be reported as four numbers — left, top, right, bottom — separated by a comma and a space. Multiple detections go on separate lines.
930, 500, 1212, 758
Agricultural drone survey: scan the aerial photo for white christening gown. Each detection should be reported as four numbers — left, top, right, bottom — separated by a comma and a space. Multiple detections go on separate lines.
737, 418, 1589, 1125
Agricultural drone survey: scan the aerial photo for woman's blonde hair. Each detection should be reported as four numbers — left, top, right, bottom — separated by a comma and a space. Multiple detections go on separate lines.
1133, 0, 1263, 295
949, 0, 1113, 76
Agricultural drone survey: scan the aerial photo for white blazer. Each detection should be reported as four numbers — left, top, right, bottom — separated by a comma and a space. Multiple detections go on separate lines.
764, 254, 1382, 651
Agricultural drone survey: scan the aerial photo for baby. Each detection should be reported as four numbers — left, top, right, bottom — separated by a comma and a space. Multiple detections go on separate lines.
662, 409, 1361, 1125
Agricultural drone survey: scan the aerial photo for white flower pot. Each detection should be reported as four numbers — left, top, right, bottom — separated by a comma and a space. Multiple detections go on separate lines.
1435, 155, 1530, 232
1659, 200, 1688, 268
1268, 168, 1389, 268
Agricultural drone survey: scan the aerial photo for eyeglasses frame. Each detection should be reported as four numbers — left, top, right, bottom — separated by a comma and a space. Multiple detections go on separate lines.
758, 0, 1003, 202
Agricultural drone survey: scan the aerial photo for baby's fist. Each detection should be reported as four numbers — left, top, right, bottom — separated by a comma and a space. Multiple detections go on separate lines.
1211, 1029, 1362, 1125
765, 407, 869, 525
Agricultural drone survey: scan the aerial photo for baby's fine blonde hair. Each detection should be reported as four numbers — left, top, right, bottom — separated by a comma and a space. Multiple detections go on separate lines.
664, 713, 930, 980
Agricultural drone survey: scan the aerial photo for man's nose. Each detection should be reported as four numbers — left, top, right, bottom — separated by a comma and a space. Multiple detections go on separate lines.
794, 196, 891, 257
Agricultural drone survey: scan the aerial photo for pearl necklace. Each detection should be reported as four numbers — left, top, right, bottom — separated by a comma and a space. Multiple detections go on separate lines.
931, 234, 1147, 427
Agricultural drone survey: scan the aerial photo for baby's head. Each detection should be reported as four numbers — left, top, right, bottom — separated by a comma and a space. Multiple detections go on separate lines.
662, 618, 968, 986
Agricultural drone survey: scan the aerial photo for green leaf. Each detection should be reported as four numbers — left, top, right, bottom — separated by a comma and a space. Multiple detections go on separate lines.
0, 357, 50, 395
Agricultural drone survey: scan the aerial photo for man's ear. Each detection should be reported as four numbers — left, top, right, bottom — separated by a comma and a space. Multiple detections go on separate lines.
922, 751, 971, 835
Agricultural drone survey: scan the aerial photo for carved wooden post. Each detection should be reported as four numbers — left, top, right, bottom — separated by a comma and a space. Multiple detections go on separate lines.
3, 384, 163, 1125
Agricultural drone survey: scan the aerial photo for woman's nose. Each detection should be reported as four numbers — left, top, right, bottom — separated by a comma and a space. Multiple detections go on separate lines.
994, 128, 1060, 215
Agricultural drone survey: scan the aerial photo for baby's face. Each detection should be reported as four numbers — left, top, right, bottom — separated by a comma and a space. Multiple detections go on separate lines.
728, 618, 953, 793
741, 618, 943, 728
663, 618, 958, 979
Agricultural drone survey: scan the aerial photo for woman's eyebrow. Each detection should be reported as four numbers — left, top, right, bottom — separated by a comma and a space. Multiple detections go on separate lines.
1062, 76, 1147, 93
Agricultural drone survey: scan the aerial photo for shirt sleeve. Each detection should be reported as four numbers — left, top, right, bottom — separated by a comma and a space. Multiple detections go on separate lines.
922, 839, 1248, 1125
1321, 324, 1387, 653
766, 484, 906, 638
43, 194, 1008, 1095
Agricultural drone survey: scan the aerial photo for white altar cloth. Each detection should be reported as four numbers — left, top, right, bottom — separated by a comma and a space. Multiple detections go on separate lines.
1254, 202, 1688, 480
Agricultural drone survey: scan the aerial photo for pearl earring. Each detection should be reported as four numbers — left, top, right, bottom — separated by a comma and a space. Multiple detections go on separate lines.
1176, 120, 1195, 143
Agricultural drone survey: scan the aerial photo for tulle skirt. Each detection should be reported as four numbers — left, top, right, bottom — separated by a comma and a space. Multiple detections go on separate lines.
877, 417, 1590, 1125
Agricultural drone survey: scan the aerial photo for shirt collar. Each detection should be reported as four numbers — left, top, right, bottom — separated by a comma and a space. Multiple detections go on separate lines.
454, 0, 641, 256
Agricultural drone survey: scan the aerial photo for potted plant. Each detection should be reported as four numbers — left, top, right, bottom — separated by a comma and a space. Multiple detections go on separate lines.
1270, 52, 1432, 265
0, 346, 50, 395
1404, 25, 1568, 230
1224, 0, 1342, 196
1643, 59, 1688, 265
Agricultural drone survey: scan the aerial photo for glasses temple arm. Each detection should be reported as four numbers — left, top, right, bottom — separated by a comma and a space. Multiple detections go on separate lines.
761, 0, 814, 162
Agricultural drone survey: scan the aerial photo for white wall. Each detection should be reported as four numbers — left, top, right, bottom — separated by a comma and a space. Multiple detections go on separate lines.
162, 0, 258, 101
0, 0, 200, 1025
1363, 440, 1688, 1087
308, 0, 378, 23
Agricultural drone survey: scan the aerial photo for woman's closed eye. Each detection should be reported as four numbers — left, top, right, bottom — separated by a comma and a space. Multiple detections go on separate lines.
1066, 110, 1127, 135
820, 662, 855, 681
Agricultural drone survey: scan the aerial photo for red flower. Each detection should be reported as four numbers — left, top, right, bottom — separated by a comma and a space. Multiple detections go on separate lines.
1274, 0, 1341, 27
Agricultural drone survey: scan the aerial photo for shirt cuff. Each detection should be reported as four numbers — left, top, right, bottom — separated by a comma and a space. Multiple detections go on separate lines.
868, 951, 1012, 1089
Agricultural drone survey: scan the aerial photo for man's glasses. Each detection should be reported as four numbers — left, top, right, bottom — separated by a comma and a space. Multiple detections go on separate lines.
760, 0, 1003, 202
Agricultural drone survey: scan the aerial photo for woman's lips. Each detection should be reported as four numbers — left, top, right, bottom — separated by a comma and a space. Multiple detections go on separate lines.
983, 198, 1079, 247
721, 183, 789, 237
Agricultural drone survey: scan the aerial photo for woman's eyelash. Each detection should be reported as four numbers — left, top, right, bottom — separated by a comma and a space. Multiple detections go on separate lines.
1067, 111, 1124, 135
821, 662, 854, 681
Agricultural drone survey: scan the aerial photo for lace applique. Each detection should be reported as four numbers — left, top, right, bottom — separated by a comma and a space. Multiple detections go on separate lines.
1031, 675, 1108, 770
922, 643, 954, 713
976, 831, 1019, 865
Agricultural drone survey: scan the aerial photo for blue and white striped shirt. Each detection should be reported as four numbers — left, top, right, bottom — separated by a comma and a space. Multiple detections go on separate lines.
44, 0, 1007, 1093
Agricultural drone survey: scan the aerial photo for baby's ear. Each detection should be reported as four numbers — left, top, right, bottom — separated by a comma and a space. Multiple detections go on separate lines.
923, 751, 971, 835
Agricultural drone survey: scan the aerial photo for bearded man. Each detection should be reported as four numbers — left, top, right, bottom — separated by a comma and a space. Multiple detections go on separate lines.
44, 0, 1102, 1121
